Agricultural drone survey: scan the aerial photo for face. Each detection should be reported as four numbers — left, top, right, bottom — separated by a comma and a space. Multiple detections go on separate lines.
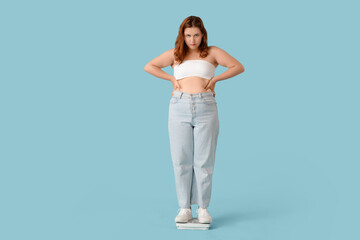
184, 27, 203, 49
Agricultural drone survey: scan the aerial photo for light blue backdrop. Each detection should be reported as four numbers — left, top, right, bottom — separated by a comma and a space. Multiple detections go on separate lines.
1, 0, 359, 239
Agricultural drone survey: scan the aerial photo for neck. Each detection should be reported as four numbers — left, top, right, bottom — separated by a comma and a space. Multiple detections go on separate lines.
187, 47, 200, 54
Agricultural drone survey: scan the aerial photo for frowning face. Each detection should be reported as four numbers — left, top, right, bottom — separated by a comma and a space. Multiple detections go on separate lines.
184, 27, 203, 49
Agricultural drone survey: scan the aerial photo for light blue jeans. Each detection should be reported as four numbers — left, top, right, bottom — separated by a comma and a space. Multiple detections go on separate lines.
168, 90, 220, 209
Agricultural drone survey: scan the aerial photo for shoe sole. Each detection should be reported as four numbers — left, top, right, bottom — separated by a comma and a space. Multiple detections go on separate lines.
198, 219, 212, 224
175, 218, 193, 223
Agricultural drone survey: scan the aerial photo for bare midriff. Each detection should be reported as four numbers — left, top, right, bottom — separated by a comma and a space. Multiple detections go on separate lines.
175, 77, 214, 94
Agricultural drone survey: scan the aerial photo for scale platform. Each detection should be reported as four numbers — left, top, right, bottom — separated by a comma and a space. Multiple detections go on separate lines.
176, 218, 211, 230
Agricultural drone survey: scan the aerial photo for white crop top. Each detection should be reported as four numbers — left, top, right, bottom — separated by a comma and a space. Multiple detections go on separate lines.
173, 60, 216, 80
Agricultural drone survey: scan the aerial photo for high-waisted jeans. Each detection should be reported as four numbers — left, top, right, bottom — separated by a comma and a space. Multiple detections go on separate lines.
168, 90, 220, 209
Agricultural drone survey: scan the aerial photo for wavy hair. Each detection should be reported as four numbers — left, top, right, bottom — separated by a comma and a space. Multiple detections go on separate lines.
174, 16, 209, 64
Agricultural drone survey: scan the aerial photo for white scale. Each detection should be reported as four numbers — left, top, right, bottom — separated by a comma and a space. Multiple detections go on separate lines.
176, 218, 211, 230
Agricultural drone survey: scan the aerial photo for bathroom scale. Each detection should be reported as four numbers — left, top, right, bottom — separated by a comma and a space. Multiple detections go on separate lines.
176, 218, 211, 230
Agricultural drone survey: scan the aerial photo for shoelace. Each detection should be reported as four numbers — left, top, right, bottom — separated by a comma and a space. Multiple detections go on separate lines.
197, 207, 209, 216
177, 207, 192, 214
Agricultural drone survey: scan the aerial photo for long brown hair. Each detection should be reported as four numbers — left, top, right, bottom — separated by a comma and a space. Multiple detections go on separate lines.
174, 16, 209, 64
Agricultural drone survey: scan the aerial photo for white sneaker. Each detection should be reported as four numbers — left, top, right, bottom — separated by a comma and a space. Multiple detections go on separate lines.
175, 207, 193, 223
197, 207, 212, 223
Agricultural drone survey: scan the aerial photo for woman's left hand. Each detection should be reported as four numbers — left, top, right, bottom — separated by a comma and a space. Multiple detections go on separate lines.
205, 78, 217, 96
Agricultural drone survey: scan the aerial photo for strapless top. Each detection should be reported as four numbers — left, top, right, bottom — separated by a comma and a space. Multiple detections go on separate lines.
173, 60, 216, 80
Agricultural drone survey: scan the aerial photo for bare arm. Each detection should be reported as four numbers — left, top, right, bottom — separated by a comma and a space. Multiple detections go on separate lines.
212, 46, 245, 83
144, 48, 176, 81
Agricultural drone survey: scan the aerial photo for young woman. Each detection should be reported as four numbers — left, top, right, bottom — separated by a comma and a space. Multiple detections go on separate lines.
144, 16, 245, 224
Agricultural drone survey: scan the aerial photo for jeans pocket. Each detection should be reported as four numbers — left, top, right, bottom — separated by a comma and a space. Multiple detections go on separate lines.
170, 97, 179, 104
202, 97, 217, 105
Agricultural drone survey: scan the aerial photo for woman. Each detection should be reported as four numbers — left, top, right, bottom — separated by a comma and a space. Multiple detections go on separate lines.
144, 16, 245, 224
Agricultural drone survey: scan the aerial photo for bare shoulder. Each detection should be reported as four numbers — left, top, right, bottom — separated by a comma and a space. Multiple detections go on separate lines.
208, 46, 220, 66
168, 48, 175, 56
209, 46, 241, 68
208, 45, 226, 56
169, 48, 179, 67
166, 48, 176, 67
163, 48, 175, 60
146, 48, 175, 69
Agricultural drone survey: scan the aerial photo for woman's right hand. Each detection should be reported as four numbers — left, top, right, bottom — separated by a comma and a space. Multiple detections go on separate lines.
171, 77, 181, 96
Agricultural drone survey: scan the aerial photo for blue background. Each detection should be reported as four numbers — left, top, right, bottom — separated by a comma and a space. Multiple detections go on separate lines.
1, 0, 359, 239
